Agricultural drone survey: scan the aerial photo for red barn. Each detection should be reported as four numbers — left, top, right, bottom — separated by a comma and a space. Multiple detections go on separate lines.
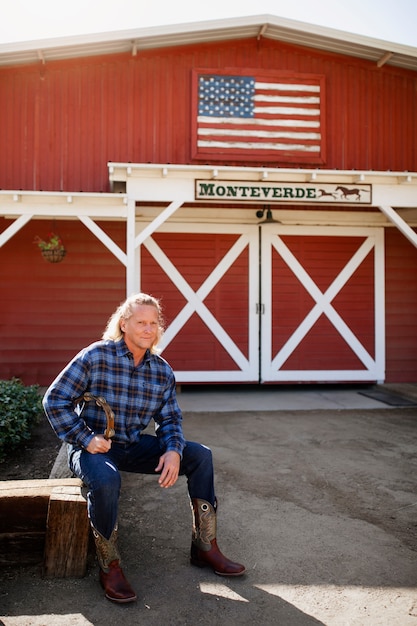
0, 15, 416, 386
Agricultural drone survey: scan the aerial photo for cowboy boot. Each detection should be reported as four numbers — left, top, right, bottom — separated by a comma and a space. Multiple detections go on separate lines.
190, 498, 245, 576
92, 524, 137, 603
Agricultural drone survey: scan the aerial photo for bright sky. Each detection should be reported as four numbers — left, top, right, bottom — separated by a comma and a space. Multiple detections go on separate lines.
1, 0, 416, 47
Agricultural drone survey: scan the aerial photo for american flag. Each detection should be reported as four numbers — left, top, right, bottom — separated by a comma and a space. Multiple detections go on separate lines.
193, 72, 324, 162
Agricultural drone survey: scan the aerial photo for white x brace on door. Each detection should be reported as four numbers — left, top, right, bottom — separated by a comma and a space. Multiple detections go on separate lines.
140, 221, 385, 383
141, 222, 260, 382
260, 225, 385, 382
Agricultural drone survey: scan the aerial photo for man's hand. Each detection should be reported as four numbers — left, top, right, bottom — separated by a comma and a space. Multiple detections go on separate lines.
86, 434, 112, 454
155, 450, 180, 488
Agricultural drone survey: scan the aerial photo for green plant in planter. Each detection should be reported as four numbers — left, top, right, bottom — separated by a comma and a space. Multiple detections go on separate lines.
33, 232, 65, 251
0, 378, 44, 463
33, 232, 66, 263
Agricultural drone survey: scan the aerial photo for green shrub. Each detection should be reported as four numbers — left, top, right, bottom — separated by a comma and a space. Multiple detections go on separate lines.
0, 378, 43, 463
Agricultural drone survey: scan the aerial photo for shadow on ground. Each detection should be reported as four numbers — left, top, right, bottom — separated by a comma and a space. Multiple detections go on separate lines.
1, 407, 417, 625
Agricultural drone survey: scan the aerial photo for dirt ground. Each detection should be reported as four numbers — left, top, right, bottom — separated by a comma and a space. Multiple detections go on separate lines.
1, 404, 417, 625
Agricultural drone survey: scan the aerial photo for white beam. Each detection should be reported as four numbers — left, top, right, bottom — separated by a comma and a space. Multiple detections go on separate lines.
378, 205, 417, 249
134, 200, 183, 247
78, 215, 127, 265
377, 51, 393, 68
0, 214, 33, 247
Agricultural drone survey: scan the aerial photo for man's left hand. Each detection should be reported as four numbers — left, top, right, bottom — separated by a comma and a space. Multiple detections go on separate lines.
155, 450, 180, 488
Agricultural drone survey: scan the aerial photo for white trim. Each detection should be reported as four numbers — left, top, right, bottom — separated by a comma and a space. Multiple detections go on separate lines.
267, 370, 382, 382
113, 161, 417, 183
143, 222, 259, 382
261, 225, 384, 383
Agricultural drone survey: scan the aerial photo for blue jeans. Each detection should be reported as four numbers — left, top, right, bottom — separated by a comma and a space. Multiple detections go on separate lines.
68, 435, 215, 539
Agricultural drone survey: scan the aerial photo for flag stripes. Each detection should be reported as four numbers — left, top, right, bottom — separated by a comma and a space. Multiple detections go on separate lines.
194, 72, 325, 162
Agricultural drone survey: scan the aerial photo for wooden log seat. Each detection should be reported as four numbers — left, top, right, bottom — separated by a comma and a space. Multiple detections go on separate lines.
0, 478, 90, 578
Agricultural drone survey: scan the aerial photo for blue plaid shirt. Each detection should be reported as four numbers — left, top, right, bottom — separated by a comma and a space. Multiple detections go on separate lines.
43, 339, 185, 455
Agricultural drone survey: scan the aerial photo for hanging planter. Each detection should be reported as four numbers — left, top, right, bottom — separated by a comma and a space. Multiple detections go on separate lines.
40, 248, 67, 263
34, 232, 66, 264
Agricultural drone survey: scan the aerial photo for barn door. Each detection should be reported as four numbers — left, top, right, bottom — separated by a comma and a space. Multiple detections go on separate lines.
260, 225, 385, 383
140, 223, 259, 382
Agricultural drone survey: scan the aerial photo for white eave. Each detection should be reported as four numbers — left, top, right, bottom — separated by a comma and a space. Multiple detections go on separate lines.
0, 14, 416, 71
108, 162, 417, 188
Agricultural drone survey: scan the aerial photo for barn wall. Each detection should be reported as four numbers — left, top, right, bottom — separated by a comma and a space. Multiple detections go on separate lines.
1, 36, 416, 385
0, 38, 415, 192
385, 228, 417, 382
0, 219, 126, 385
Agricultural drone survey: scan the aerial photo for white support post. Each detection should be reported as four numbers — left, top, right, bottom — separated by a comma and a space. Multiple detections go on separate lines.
126, 198, 138, 295
374, 228, 386, 383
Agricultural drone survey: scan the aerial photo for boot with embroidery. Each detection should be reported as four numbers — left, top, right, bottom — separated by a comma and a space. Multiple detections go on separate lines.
92, 525, 137, 603
190, 498, 245, 576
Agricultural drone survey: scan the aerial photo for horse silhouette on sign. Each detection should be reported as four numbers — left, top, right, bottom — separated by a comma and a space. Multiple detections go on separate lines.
318, 189, 337, 199
335, 186, 369, 200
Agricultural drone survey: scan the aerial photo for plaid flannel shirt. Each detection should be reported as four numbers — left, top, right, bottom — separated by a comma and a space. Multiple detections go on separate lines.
43, 339, 185, 456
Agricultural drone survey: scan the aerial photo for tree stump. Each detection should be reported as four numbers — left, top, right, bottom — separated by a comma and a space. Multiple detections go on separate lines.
43, 484, 90, 577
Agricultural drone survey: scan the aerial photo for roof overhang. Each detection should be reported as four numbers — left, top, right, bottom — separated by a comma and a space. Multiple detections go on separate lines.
108, 163, 417, 247
0, 14, 416, 71
0, 190, 128, 220
109, 162, 417, 207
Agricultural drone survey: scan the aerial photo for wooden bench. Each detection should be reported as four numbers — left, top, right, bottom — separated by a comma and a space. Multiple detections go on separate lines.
0, 477, 90, 578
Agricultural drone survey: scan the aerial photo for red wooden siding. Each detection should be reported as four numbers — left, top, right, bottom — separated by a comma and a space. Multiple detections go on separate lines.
0, 38, 416, 192
0, 222, 416, 385
0, 219, 126, 386
385, 228, 417, 382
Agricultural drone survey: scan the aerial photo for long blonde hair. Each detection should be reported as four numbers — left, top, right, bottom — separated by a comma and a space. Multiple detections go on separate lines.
103, 293, 165, 353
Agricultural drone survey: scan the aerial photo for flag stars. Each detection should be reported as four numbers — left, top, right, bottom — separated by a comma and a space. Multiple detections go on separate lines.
198, 74, 255, 118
